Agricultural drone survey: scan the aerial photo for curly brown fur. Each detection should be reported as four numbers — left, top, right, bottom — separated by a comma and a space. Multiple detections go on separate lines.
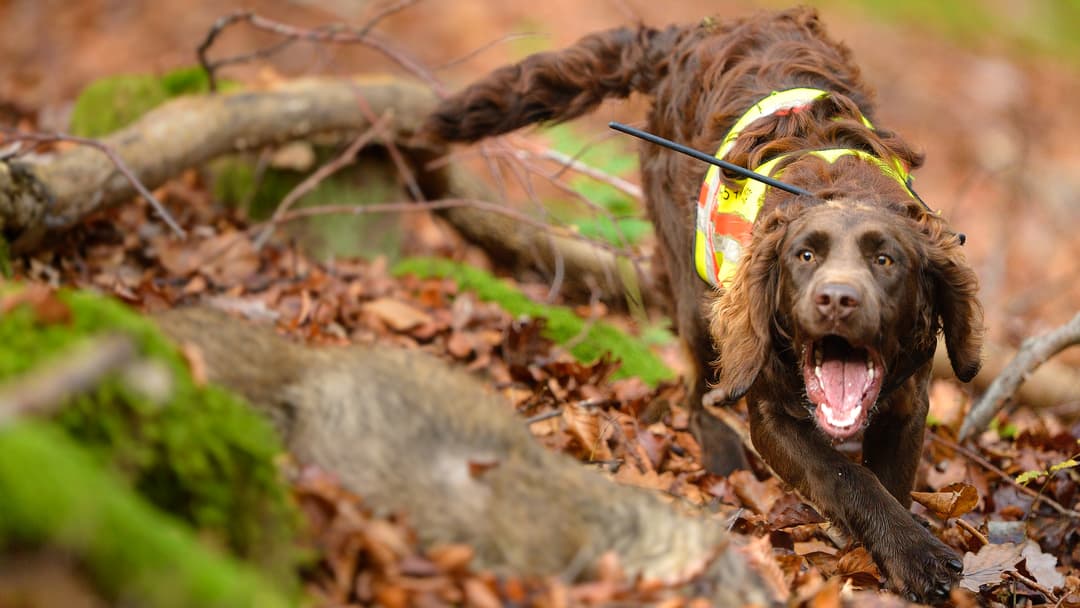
423, 7, 983, 602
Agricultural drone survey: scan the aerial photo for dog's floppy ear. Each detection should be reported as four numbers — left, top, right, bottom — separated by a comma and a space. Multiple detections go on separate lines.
921, 218, 984, 382
708, 209, 789, 401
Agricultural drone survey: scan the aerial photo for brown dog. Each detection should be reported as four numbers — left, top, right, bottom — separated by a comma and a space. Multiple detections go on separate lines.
423, 7, 982, 601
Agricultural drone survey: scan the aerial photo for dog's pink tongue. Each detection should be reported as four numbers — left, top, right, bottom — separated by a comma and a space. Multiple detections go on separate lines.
820, 351, 868, 414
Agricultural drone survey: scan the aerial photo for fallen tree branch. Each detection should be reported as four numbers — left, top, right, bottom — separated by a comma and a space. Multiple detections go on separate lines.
0, 334, 137, 425
154, 306, 781, 604
926, 433, 1080, 519
958, 311, 1080, 440
1, 78, 436, 251
254, 112, 394, 248
1, 133, 185, 238
932, 334, 1080, 416
0, 76, 656, 307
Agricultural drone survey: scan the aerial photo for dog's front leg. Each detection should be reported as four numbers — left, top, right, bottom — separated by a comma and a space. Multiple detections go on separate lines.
748, 398, 961, 603
861, 374, 931, 505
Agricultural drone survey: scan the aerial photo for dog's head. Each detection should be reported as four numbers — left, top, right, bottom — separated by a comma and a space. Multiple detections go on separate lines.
709, 173, 982, 439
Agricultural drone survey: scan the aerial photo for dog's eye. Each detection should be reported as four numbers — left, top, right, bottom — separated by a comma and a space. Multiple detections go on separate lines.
874, 254, 894, 266
797, 249, 815, 262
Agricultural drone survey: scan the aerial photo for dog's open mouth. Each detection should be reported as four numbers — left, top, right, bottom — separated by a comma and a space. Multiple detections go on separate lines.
802, 335, 884, 439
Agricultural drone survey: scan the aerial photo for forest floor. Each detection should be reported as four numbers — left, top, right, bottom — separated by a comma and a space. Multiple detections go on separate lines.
0, 1, 1077, 606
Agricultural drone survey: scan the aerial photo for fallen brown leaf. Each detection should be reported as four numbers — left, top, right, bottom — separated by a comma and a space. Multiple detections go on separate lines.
362, 298, 432, 332
428, 544, 474, 574
562, 401, 614, 462
1021, 539, 1066, 590
178, 342, 208, 386
835, 547, 881, 587
794, 540, 839, 557
911, 482, 979, 519
463, 577, 501, 608
960, 542, 1024, 592
729, 470, 785, 516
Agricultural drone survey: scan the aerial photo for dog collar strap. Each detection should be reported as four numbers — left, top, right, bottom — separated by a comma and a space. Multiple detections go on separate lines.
694, 148, 914, 288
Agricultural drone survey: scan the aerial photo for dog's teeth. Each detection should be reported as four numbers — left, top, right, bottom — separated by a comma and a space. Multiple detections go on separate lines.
821, 402, 861, 428
867, 364, 875, 381
815, 346, 823, 366
814, 365, 823, 381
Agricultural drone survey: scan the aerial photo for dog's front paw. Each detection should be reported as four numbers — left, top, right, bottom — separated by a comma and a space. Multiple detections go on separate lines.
879, 531, 962, 604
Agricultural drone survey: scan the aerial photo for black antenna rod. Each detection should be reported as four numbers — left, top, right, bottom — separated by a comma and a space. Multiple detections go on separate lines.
609, 121, 967, 246
608, 121, 813, 197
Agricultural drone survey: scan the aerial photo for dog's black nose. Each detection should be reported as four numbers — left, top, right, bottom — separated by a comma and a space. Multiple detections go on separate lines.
815, 282, 860, 320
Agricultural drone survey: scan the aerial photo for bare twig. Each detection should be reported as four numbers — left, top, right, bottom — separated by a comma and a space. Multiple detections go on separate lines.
254, 112, 394, 248
356, 0, 422, 37
0, 334, 138, 425
248, 197, 637, 259
1004, 570, 1060, 603
953, 518, 988, 546
197, 10, 445, 95
434, 32, 544, 71
511, 144, 643, 199
926, 433, 1080, 519
959, 311, 1080, 440
351, 89, 424, 200
524, 408, 563, 426
2, 132, 185, 238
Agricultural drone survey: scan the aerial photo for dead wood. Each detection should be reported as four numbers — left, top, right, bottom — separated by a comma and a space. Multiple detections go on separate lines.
0, 334, 137, 425
5, 75, 1074, 408
0, 77, 654, 307
153, 306, 780, 604
957, 311, 1080, 440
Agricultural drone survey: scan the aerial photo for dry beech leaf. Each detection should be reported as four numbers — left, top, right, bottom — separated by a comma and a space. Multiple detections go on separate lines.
1021, 540, 1066, 590
960, 542, 1024, 592
729, 470, 785, 515
835, 547, 882, 587
428, 543, 475, 574
446, 331, 474, 358
911, 482, 979, 519
179, 342, 208, 386
561, 402, 614, 461
1, 284, 72, 325
463, 578, 501, 608
806, 575, 842, 608
362, 298, 432, 332
794, 540, 839, 557
737, 534, 790, 602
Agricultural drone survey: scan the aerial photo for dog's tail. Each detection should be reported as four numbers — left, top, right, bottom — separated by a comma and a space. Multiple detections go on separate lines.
424, 24, 682, 142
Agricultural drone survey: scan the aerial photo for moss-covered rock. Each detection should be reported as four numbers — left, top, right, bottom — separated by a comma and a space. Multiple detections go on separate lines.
0, 285, 298, 601
393, 257, 676, 386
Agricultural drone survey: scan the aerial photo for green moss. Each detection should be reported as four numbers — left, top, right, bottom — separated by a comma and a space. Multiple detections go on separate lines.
69, 66, 236, 137
0, 287, 297, 582
69, 74, 168, 137
0, 422, 290, 608
213, 150, 404, 261
393, 257, 675, 386
541, 124, 651, 247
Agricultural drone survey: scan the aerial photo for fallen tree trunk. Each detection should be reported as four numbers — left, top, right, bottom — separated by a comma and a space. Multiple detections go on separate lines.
154, 306, 779, 604
932, 332, 1080, 421
0, 77, 655, 307
957, 311, 1080, 439
3, 75, 1074, 410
